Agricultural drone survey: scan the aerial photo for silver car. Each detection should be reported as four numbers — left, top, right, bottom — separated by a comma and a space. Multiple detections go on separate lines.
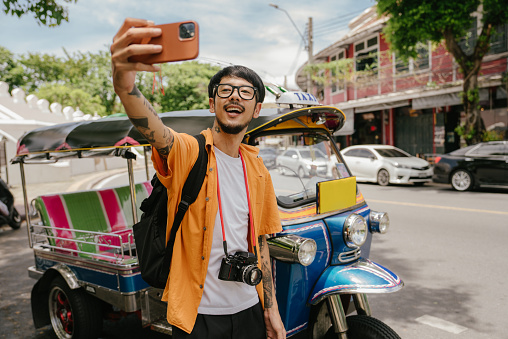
276, 147, 329, 178
341, 145, 433, 186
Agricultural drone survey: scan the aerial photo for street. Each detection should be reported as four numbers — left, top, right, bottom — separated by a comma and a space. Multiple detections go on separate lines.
1, 175, 507, 338
363, 182, 508, 339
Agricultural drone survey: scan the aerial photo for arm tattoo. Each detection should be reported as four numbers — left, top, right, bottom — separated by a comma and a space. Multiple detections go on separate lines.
130, 117, 149, 129
259, 235, 274, 308
128, 85, 142, 98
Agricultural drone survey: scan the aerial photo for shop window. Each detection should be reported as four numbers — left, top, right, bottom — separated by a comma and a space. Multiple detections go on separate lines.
488, 23, 508, 55
395, 42, 430, 74
458, 19, 478, 55
355, 35, 378, 75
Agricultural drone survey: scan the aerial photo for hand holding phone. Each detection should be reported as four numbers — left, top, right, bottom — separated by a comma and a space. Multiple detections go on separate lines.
129, 21, 199, 64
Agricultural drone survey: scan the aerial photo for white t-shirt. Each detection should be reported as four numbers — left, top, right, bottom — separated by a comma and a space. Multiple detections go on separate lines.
197, 146, 259, 315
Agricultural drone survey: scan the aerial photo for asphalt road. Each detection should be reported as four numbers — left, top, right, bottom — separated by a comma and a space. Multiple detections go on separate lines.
362, 182, 508, 339
1, 176, 507, 338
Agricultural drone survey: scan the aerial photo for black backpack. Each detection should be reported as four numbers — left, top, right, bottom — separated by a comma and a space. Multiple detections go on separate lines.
133, 134, 208, 288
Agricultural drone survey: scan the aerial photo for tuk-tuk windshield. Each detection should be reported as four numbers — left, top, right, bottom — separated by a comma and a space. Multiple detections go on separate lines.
255, 133, 350, 209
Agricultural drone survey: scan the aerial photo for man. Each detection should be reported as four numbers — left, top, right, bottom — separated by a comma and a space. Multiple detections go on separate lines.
111, 18, 286, 339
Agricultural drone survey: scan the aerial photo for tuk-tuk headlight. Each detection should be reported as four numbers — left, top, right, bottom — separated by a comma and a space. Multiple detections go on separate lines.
267, 235, 317, 266
343, 214, 367, 248
369, 211, 389, 234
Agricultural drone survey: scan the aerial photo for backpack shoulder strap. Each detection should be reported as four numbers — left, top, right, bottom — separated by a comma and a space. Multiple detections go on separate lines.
165, 133, 208, 253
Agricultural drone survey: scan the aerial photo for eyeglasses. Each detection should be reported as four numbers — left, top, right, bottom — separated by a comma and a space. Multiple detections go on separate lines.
214, 84, 257, 101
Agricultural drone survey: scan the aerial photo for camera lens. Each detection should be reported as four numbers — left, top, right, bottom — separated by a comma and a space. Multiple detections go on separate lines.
242, 265, 262, 286
179, 23, 195, 39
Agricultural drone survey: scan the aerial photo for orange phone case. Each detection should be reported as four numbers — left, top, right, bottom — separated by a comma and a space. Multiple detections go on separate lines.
130, 21, 199, 64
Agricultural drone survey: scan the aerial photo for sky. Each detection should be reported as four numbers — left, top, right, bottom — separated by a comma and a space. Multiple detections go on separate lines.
1, 0, 375, 89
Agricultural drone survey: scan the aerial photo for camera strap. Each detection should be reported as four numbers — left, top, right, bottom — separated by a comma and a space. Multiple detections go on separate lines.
216, 148, 257, 257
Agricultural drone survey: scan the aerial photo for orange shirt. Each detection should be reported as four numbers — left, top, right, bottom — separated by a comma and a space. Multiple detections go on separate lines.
151, 128, 282, 334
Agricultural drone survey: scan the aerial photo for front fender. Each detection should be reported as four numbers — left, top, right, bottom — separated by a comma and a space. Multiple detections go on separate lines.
308, 259, 403, 305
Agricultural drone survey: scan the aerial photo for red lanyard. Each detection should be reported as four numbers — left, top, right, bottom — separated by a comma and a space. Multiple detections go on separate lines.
216, 149, 257, 256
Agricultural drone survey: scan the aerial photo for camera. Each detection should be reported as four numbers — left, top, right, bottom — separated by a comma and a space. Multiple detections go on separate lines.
218, 251, 262, 286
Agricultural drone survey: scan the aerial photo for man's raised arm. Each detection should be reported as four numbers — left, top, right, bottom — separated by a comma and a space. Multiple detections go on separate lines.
110, 18, 174, 159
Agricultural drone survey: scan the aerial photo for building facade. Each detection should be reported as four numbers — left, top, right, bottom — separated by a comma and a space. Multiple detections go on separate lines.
296, 6, 508, 156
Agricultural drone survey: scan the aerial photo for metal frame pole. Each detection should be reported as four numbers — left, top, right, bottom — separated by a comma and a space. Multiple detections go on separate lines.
127, 157, 138, 224
19, 162, 33, 247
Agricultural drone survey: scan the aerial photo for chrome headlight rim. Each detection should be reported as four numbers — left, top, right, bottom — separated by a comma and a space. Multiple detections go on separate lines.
369, 211, 390, 234
267, 234, 317, 266
343, 213, 367, 248
297, 237, 317, 266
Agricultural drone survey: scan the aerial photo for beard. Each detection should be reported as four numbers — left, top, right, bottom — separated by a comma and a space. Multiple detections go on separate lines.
216, 116, 252, 135
216, 101, 253, 135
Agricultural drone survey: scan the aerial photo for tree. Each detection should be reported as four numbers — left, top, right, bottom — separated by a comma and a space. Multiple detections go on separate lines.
1, 46, 220, 116
0, 46, 25, 90
377, 0, 508, 145
3, 0, 76, 26
135, 61, 222, 113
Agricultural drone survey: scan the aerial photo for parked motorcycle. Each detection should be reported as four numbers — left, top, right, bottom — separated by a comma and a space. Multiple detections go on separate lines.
0, 177, 22, 229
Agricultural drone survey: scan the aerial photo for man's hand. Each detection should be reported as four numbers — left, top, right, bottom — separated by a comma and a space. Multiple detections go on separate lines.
264, 306, 286, 339
259, 236, 286, 338
110, 18, 162, 96
110, 18, 174, 159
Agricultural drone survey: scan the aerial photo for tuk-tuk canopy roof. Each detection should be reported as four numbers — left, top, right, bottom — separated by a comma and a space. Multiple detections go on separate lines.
13, 106, 345, 163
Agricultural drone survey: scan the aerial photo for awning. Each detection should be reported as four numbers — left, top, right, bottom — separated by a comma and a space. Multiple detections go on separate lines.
412, 89, 489, 110
355, 100, 409, 113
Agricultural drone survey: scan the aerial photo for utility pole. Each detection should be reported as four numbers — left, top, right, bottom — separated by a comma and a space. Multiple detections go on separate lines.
269, 4, 314, 93
307, 17, 313, 94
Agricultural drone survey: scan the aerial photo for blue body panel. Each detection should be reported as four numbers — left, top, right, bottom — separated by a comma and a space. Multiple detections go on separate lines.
274, 205, 403, 337
308, 259, 403, 305
35, 256, 149, 293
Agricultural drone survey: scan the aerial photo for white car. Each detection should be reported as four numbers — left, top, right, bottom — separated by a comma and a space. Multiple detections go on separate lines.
340, 145, 433, 186
276, 147, 330, 178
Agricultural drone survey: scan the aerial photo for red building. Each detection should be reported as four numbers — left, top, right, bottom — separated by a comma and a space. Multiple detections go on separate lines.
295, 6, 508, 156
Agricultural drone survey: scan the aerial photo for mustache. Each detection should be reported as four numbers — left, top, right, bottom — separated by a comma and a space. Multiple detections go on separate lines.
223, 101, 245, 113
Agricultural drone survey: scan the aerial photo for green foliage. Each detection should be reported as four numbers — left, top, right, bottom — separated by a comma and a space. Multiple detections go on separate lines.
0, 46, 220, 117
377, 0, 508, 144
37, 84, 106, 116
376, 0, 481, 60
3, 0, 77, 27
482, 129, 505, 141
135, 61, 221, 113
454, 124, 476, 141
303, 57, 376, 86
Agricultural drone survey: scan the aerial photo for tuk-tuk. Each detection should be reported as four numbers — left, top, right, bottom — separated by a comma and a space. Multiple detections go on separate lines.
12, 89, 402, 339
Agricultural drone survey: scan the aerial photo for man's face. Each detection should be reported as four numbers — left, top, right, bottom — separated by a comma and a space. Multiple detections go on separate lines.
209, 76, 262, 135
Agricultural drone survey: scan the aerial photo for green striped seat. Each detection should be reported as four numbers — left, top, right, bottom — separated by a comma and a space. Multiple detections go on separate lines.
34, 182, 152, 262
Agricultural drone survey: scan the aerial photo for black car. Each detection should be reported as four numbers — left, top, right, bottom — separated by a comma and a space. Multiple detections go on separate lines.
433, 141, 508, 191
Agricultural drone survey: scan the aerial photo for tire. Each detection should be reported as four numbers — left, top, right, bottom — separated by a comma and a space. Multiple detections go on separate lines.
48, 277, 103, 339
450, 169, 473, 191
325, 315, 401, 339
298, 167, 306, 178
8, 208, 22, 229
377, 169, 390, 186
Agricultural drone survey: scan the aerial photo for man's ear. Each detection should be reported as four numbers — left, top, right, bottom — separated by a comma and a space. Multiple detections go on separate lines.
252, 102, 262, 119
209, 98, 215, 113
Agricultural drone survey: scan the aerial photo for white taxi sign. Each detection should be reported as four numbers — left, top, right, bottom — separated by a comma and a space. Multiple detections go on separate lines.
276, 91, 321, 106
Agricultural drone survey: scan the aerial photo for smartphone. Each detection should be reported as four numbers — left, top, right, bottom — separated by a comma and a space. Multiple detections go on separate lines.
130, 21, 199, 64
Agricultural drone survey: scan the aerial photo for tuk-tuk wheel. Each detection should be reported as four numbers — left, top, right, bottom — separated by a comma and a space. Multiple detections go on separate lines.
325, 315, 400, 339
8, 208, 22, 229
48, 276, 103, 339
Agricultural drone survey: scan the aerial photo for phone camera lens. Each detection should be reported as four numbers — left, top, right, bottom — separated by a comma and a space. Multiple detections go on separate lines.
179, 23, 195, 39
